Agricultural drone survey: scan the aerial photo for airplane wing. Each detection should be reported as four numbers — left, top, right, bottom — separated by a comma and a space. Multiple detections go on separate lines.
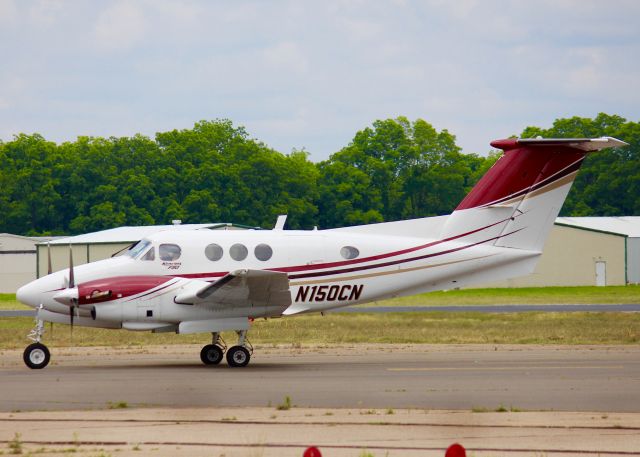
174, 269, 291, 309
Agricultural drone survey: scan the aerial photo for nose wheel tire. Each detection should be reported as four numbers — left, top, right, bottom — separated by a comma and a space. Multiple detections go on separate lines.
226, 345, 250, 367
23, 343, 50, 369
200, 344, 224, 365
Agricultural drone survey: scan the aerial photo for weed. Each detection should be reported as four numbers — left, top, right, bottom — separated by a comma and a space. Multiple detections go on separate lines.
495, 405, 508, 412
359, 450, 376, 457
276, 395, 292, 411
324, 411, 334, 416
221, 416, 237, 421
107, 401, 128, 409
8, 433, 22, 455
385, 408, 395, 415
471, 406, 489, 413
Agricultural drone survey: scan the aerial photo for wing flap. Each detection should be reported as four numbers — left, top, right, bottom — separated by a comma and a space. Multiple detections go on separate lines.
174, 269, 291, 309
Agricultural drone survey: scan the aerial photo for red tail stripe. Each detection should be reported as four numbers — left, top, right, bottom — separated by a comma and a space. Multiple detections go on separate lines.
456, 144, 586, 211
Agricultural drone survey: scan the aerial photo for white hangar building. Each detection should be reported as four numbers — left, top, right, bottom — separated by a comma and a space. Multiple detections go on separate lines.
483, 217, 640, 288
0, 234, 57, 293
2, 218, 639, 293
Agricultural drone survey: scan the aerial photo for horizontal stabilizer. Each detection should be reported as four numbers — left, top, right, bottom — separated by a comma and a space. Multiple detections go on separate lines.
492, 136, 628, 152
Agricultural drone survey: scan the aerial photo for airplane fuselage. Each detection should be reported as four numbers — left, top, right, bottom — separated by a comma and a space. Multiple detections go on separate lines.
19, 227, 538, 330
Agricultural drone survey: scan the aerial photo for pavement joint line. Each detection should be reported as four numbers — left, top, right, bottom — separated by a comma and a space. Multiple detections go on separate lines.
388, 365, 625, 371
2, 440, 639, 455
2, 417, 640, 431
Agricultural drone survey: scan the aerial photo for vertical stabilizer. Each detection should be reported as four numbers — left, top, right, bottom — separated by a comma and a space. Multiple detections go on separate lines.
440, 137, 627, 252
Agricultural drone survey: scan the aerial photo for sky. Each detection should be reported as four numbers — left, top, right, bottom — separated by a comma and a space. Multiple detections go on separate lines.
0, 0, 639, 161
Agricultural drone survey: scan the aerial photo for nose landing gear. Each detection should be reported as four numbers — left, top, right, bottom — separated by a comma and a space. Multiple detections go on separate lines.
24, 307, 50, 369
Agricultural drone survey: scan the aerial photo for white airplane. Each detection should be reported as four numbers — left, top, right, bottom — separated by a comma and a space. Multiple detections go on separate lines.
17, 137, 627, 369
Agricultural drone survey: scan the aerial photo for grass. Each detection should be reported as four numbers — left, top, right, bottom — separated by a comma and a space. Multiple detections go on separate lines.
276, 395, 292, 411
0, 311, 638, 349
8, 433, 22, 455
107, 401, 128, 409
1, 286, 639, 348
0, 294, 29, 311
365, 285, 640, 307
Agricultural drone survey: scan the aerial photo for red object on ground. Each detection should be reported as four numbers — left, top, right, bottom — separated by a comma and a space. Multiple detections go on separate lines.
445, 443, 466, 457
303, 446, 322, 457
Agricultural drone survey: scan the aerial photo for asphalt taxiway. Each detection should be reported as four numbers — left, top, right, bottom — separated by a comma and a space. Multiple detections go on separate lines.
1, 344, 639, 456
1, 344, 638, 413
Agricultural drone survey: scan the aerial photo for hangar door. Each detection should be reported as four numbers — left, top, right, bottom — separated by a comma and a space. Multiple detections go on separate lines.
595, 261, 606, 287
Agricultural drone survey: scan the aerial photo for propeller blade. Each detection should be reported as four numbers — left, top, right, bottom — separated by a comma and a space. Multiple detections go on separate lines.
68, 245, 75, 289
47, 242, 52, 275
70, 305, 74, 340
68, 244, 76, 335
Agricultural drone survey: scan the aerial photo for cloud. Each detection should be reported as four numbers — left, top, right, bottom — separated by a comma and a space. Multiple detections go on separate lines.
0, 1, 639, 159
93, 1, 148, 51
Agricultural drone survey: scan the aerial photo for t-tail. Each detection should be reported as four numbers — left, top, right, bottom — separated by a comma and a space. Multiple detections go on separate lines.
441, 137, 628, 252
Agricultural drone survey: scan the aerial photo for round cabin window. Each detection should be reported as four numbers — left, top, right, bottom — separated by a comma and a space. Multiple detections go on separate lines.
205, 243, 224, 261
230, 243, 248, 261
254, 243, 273, 261
340, 246, 359, 260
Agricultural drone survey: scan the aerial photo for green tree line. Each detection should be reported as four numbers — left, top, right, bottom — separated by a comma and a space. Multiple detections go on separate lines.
0, 113, 637, 236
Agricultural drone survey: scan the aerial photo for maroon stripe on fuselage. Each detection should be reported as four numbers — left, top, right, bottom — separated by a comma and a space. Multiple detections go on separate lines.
125, 278, 180, 301
287, 228, 524, 279
78, 276, 173, 305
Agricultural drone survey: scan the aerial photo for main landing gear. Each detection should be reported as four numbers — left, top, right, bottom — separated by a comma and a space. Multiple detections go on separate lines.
200, 330, 253, 368
23, 308, 50, 369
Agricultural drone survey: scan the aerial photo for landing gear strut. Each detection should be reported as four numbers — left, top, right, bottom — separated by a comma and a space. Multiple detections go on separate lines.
226, 330, 252, 368
200, 332, 226, 365
23, 307, 50, 369
200, 330, 253, 367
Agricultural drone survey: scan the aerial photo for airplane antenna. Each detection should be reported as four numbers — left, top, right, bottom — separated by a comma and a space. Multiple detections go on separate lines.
274, 214, 287, 230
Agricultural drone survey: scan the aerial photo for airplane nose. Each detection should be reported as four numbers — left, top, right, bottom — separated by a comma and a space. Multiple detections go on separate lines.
16, 283, 37, 307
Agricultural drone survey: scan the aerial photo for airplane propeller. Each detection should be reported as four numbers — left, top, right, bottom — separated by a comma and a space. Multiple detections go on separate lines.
67, 245, 77, 337
47, 242, 53, 334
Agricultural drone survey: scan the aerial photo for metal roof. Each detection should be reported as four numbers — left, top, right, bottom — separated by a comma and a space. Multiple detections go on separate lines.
0, 233, 59, 243
555, 217, 640, 237
44, 223, 258, 245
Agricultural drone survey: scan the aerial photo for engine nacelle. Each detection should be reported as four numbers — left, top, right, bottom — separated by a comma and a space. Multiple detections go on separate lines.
91, 303, 124, 322
78, 276, 172, 306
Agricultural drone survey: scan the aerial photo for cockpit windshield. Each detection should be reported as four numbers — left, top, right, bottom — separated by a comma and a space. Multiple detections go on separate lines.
127, 240, 152, 259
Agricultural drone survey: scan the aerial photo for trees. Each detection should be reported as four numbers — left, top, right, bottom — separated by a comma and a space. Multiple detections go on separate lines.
318, 117, 497, 226
0, 114, 636, 236
520, 113, 640, 216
